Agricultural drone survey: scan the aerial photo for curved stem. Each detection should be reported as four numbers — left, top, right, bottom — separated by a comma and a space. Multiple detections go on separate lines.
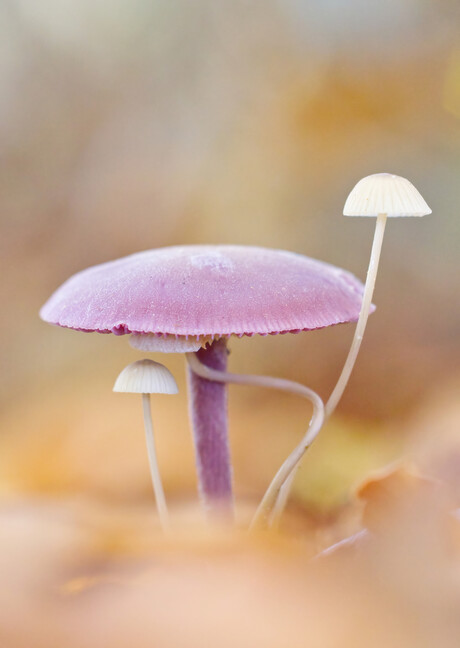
269, 214, 388, 523
269, 470, 297, 528
325, 213, 387, 419
142, 393, 170, 532
185, 353, 324, 528
250, 399, 324, 530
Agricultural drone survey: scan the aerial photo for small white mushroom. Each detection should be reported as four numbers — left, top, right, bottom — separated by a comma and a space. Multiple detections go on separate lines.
114, 359, 178, 532
326, 173, 432, 418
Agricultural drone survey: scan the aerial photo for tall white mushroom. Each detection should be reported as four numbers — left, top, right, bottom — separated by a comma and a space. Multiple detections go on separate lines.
114, 359, 178, 532
270, 173, 432, 525
326, 172, 432, 418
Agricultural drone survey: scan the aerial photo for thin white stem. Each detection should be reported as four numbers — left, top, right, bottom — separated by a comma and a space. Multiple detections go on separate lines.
142, 393, 170, 532
325, 213, 387, 419
269, 469, 296, 528
185, 353, 324, 529
269, 214, 388, 524
251, 401, 324, 530
313, 529, 369, 560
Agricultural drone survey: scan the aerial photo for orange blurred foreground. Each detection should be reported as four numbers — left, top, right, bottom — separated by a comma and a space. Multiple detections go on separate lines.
1, 462, 460, 648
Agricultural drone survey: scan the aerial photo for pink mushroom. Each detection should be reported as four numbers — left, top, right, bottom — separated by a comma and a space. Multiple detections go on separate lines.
40, 245, 369, 515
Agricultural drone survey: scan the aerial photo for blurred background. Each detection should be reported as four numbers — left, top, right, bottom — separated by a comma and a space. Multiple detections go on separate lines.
0, 1, 460, 644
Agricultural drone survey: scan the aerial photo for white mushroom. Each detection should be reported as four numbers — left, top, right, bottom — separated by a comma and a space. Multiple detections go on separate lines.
271, 173, 432, 526
114, 359, 178, 532
326, 173, 432, 418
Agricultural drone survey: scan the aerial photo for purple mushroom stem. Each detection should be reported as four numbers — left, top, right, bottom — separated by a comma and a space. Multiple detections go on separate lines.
185, 351, 324, 528
187, 338, 234, 516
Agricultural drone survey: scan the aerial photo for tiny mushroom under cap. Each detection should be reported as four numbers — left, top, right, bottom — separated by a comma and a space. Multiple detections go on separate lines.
113, 359, 178, 395
113, 358, 177, 532
344, 173, 432, 218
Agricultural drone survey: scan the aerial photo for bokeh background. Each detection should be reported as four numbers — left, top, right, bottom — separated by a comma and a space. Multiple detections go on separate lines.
0, 1, 459, 646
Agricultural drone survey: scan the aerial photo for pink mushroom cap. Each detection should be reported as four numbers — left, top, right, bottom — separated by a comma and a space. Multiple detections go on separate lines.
40, 245, 372, 338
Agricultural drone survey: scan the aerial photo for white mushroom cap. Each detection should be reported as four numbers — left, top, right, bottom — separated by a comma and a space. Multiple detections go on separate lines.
113, 359, 178, 394
344, 173, 432, 217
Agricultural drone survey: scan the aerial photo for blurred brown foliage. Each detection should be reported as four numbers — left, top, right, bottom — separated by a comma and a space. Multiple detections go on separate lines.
1, 464, 460, 648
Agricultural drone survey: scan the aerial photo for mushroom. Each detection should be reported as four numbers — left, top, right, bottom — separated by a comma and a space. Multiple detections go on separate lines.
327, 173, 432, 418
270, 173, 432, 522
40, 245, 368, 517
113, 358, 178, 532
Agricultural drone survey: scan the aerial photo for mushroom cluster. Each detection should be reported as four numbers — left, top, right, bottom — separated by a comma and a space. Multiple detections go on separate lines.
40, 173, 431, 529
